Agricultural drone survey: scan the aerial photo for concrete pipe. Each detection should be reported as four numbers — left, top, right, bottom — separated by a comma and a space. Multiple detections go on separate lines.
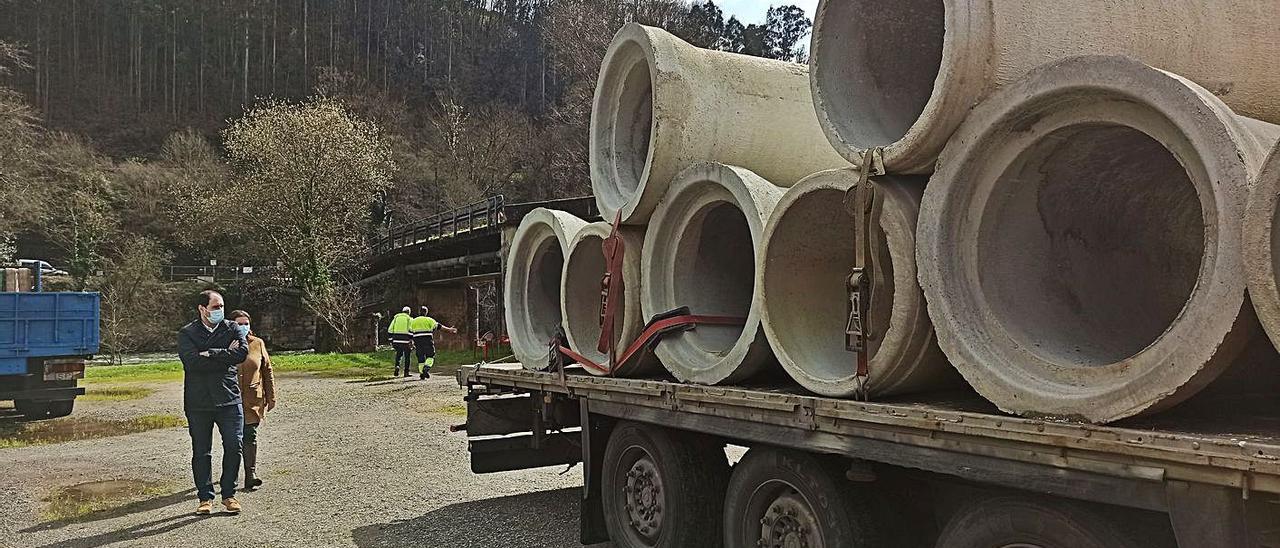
916, 56, 1280, 423
590, 23, 846, 225
810, 0, 1280, 174
641, 163, 784, 385
503, 208, 588, 370
759, 169, 952, 398
1245, 145, 1280, 351
560, 222, 661, 377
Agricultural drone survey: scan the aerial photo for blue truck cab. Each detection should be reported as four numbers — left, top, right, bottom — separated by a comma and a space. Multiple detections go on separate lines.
0, 268, 99, 419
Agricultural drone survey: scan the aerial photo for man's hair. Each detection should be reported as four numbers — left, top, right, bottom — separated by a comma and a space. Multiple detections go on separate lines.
195, 289, 221, 310
420, 306, 429, 314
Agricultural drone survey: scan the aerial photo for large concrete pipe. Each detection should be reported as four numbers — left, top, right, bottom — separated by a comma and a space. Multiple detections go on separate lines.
1245, 145, 1280, 351
591, 23, 846, 225
810, 0, 1280, 174
759, 169, 952, 398
916, 56, 1280, 423
560, 222, 661, 377
640, 163, 784, 384
504, 208, 587, 370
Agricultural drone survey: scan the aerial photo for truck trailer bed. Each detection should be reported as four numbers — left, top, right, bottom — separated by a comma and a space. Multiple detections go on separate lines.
459, 363, 1280, 515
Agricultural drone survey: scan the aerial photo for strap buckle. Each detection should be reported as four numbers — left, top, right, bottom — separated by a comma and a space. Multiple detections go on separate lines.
845, 269, 867, 353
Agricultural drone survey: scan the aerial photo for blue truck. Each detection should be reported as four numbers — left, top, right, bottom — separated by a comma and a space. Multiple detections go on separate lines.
0, 267, 99, 419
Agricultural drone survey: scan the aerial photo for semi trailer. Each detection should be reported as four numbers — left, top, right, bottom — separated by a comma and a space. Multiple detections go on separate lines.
456, 361, 1280, 547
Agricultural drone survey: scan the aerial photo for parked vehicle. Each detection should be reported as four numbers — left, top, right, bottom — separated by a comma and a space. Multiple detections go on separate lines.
0, 265, 99, 419
17, 259, 69, 277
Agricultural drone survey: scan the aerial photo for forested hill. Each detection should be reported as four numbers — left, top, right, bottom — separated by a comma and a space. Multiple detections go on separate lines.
0, 0, 812, 214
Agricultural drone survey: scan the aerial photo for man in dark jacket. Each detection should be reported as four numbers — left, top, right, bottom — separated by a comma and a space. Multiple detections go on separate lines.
178, 289, 250, 515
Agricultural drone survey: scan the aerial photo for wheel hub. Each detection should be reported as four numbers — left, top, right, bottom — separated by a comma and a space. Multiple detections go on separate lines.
758, 492, 822, 548
623, 456, 664, 540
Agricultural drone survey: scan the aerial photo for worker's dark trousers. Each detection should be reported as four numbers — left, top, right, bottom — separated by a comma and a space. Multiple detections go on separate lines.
414, 334, 436, 371
392, 340, 413, 373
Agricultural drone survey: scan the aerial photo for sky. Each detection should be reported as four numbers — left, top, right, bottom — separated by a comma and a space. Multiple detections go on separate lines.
715, 0, 820, 25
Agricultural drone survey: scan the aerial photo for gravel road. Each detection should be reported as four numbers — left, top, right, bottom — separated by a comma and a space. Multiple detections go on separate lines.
0, 371, 607, 548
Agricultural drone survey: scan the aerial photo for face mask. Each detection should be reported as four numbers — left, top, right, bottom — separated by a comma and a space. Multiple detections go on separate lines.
207, 308, 225, 324
236, 324, 250, 337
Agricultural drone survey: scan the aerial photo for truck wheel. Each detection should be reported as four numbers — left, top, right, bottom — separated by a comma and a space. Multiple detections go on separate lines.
14, 399, 50, 420
601, 422, 729, 548
935, 496, 1149, 548
724, 448, 884, 548
46, 400, 74, 418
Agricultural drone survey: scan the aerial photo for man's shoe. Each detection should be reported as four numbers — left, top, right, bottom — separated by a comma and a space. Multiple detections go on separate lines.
393, 368, 400, 376
420, 371, 430, 379
222, 497, 242, 514
195, 500, 214, 515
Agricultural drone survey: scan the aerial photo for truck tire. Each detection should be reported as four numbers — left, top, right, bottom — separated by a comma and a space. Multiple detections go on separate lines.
14, 399, 50, 420
46, 399, 74, 418
724, 447, 885, 548
601, 422, 729, 548
935, 496, 1152, 548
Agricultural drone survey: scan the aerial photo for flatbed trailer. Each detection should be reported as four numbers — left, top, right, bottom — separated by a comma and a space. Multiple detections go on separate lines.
459, 363, 1280, 547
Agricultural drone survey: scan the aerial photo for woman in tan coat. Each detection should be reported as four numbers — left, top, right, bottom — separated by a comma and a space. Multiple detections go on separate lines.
229, 310, 276, 491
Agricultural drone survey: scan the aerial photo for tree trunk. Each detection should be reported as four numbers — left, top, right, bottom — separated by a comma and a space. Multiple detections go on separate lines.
303, 0, 309, 92
271, 0, 277, 95
199, 4, 205, 113
243, 5, 249, 106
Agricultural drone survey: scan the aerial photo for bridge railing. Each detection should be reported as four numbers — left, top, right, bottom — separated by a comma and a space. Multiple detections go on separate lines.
165, 265, 283, 284
372, 195, 507, 257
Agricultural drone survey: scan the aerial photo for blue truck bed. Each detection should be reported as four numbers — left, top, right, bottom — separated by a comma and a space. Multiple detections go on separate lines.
0, 292, 100, 375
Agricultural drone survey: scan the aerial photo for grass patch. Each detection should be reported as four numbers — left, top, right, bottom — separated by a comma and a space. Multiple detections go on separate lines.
85, 349, 479, 384
0, 414, 187, 449
434, 403, 467, 417
41, 479, 168, 522
81, 386, 155, 402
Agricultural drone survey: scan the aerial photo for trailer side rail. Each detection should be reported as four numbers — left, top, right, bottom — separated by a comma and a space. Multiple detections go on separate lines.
460, 364, 1280, 500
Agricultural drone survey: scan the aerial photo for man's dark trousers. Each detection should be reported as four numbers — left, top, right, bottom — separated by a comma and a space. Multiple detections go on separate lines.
187, 404, 243, 501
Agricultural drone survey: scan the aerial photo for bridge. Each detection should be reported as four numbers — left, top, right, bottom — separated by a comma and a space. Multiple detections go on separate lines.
353, 194, 600, 351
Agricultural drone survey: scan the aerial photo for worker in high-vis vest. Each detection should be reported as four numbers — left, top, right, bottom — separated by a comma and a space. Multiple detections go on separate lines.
388, 306, 414, 377
410, 306, 458, 379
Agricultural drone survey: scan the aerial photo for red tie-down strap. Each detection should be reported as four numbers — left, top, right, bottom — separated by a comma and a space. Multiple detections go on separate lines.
596, 212, 627, 364
562, 313, 746, 375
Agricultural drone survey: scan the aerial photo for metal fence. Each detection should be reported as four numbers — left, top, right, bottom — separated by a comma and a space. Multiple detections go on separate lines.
371, 195, 506, 257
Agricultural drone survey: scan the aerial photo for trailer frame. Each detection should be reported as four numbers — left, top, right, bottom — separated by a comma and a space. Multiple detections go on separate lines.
459, 363, 1280, 546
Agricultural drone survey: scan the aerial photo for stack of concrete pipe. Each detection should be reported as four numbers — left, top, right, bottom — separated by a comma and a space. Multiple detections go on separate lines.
808, 0, 1280, 423
505, 5, 1280, 424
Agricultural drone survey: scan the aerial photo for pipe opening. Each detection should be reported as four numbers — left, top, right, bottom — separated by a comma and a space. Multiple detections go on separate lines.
526, 238, 566, 347
978, 124, 1204, 367
814, 0, 943, 148
674, 202, 754, 353
765, 187, 895, 380
612, 55, 653, 197
564, 234, 614, 360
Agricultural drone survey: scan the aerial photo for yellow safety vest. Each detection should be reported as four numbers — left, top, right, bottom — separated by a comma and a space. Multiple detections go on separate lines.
389, 313, 412, 335
410, 316, 438, 335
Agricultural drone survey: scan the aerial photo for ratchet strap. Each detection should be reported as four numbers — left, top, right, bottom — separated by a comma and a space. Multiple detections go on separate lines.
596, 212, 627, 365
844, 148, 885, 399
559, 307, 745, 376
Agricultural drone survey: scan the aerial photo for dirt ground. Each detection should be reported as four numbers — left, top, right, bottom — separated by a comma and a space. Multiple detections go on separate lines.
0, 370, 607, 548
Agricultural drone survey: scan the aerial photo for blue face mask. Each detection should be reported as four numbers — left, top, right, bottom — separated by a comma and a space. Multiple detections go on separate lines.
235, 324, 250, 338
207, 308, 225, 324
